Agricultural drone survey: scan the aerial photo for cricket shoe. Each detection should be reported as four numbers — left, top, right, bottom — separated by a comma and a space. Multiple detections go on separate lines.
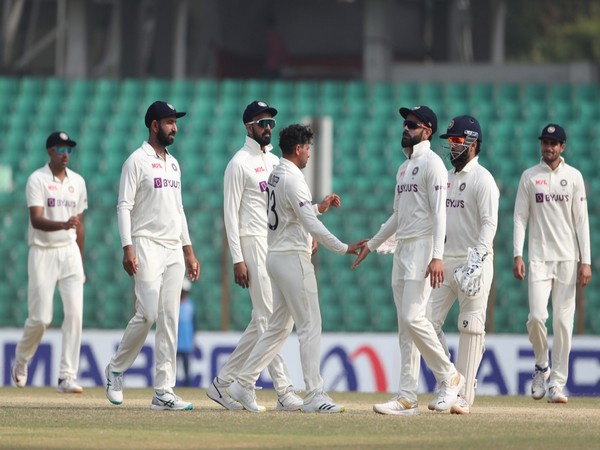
57, 377, 83, 394
531, 366, 550, 400
206, 377, 243, 410
151, 391, 193, 411
427, 384, 441, 411
302, 390, 345, 413
227, 381, 266, 413
547, 386, 568, 404
11, 362, 28, 388
450, 396, 470, 415
373, 396, 419, 416
105, 365, 124, 405
276, 386, 303, 411
434, 372, 465, 412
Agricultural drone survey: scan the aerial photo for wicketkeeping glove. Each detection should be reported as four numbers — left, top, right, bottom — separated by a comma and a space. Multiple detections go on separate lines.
453, 247, 487, 296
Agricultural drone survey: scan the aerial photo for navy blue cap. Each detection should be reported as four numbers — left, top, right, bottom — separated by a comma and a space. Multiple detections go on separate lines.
399, 105, 438, 134
440, 115, 483, 142
538, 123, 566, 143
243, 100, 278, 123
46, 131, 76, 148
144, 101, 186, 128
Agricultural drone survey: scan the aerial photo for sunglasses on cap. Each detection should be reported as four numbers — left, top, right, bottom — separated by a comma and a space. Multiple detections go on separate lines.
51, 147, 74, 154
403, 119, 429, 131
246, 118, 276, 129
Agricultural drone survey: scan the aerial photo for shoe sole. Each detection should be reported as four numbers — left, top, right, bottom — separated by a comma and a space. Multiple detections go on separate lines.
450, 406, 470, 415
302, 406, 346, 413
206, 389, 244, 410
276, 405, 303, 411
373, 406, 419, 416
531, 392, 546, 400
57, 388, 84, 394
12, 366, 27, 388
150, 404, 193, 411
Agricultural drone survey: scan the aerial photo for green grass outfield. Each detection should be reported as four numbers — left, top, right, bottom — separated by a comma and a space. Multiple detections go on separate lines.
0, 388, 598, 449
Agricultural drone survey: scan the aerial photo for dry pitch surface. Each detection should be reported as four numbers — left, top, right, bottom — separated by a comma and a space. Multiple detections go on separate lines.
0, 388, 598, 449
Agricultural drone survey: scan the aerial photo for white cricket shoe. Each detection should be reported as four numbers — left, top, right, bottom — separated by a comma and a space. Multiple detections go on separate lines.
547, 386, 568, 404
57, 377, 83, 394
450, 396, 470, 415
11, 362, 28, 388
373, 396, 419, 416
206, 377, 243, 410
302, 390, 345, 414
227, 381, 266, 413
434, 372, 465, 412
276, 386, 303, 411
427, 384, 441, 411
151, 391, 193, 410
531, 366, 550, 400
105, 365, 124, 405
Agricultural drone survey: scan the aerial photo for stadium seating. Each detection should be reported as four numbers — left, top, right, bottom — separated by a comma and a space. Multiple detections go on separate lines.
0, 77, 599, 335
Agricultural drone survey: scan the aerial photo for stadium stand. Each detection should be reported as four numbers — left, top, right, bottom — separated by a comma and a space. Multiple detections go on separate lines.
0, 77, 598, 335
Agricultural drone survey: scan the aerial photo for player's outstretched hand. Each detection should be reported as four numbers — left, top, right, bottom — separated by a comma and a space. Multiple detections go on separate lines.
122, 245, 138, 276
317, 194, 341, 214
346, 239, 368, 255
351, 241, 371, 269
513, 256, 526, 280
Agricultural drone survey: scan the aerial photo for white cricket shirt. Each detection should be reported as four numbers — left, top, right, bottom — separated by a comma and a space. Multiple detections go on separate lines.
117, 141, 191, 249
368, 140, 447, 259
266, 158, 348, 255
223, 136, 280, 264
26, 164, 88, 248
445, 156, 499, 258
513, 157, 590, 264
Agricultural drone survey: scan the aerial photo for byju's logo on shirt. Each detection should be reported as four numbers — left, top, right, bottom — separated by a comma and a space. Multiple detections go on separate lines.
154, 178, 181, 189
47, 198, 76, 207
536, 193, 569, 203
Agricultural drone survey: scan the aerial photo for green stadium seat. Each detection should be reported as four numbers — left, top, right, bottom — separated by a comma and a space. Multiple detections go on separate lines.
393, 82, 419, 105
144, 78, 170, 100
496, 84, 520, 103
244, 79, 269, 100
320, 80, 344, 100
469, 82, 494, 103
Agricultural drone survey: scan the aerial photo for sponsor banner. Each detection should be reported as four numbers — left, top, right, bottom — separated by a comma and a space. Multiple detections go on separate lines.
1, 329, 599, 396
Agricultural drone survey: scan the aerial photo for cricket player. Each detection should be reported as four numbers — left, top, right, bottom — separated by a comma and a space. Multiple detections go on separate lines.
352, 105, 465, 415
105, 101, 200, 411
207, 101, 302, 411
227, 124, 364, 413
12, 131, 86, 394
427, 115, 499, 415
513, 123, 591, 404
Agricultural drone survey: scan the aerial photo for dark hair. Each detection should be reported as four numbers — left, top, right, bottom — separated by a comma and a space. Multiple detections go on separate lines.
278, 124, 314, 155
475, 141, 481, 155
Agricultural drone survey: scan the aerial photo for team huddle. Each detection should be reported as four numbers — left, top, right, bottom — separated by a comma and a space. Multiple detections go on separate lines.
10, 98, 591, 415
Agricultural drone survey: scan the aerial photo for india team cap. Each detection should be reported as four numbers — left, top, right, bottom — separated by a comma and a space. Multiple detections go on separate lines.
243, 100, 278, 124
440, 115, 483, 142
399, 105, 438, 134
538, 123, 566, 143
46, 131, 77, 148
144, 101, 186, 128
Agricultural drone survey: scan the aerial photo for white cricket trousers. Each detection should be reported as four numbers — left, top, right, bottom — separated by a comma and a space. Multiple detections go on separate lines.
16, 242, 84, 380
109, 237, 185, 392
527, 260, 577, 389
392, 236, 457, 403
218, 236, 292, 395
237, 251, 324, 398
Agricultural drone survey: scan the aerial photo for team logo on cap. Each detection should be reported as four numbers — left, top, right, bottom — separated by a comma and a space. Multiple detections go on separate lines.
547, 126, 556, 134
412, 167, 419, 175
166, 103, 176, 111
448, 120, 455, 129
60, 132, 69, 140
560, 179, 567, 187
412, 106, 421, 110
258, 101, 268, 107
